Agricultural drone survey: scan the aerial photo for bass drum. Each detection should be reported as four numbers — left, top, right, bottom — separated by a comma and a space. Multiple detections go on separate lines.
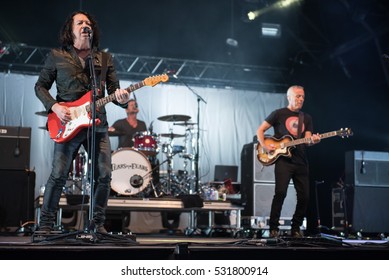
111, 148, 152, 195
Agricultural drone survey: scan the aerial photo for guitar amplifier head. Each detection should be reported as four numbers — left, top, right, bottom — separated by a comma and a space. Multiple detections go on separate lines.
0, 126, 31, 170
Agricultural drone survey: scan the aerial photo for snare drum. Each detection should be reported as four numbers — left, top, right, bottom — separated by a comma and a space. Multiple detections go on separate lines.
133, 131, 158, 156
111, 148, 152, 195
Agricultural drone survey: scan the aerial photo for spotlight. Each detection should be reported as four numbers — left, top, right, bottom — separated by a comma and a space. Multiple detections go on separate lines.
247, 0, 303, 21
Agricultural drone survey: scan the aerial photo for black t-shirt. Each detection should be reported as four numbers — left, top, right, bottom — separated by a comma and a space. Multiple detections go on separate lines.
111, 118, 147, 149
265, 107, 313, 165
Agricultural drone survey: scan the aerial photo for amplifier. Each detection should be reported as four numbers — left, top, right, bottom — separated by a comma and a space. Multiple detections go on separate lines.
0, 170, 35, 228
0, 126, 31, 170
345, 150, 389, 187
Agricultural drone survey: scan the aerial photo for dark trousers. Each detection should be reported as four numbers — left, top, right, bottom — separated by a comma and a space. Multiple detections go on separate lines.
269, 157, 310, 231
40, 129, 112, 229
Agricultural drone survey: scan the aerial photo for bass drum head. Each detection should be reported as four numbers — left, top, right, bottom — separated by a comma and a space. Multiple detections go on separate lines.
111, 148, 152, 195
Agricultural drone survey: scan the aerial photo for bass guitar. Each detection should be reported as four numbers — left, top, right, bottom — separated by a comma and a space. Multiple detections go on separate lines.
47, 74, 168, 143
256, 128, 353, 166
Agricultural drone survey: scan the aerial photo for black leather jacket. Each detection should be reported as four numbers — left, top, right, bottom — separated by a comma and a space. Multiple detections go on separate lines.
35, 46, 127, 130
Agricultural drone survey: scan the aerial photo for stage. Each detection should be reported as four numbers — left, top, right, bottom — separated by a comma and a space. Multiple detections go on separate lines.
1, 230, 388, 260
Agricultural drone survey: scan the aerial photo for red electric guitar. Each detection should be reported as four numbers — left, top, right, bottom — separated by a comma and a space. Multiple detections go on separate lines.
47, 74, 168, 143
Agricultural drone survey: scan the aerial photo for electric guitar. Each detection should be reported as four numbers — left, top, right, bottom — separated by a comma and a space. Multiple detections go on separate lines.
47, 74, 169, 143
256, 128, 353, 166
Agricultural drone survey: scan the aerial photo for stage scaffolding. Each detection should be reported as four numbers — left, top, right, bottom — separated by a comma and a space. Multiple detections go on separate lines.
0, 42, 288, 92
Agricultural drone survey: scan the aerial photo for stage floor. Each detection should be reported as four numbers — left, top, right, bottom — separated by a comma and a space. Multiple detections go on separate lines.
1, 231, 388, 260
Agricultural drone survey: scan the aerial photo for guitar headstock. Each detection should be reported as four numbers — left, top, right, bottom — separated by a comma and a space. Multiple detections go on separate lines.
144, 74, 169, 87
337, 127, 353, 138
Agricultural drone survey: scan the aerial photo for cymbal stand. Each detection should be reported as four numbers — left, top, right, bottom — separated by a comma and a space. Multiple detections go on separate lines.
172, 74, 207, 193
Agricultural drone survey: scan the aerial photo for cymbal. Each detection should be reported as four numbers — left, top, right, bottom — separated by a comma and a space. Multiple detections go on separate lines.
35, 111, 48, 116
157, 114, 191, 122
108, 130, 125, 136
159, 133, 185, 138
38, 126, 47, 130
173, 121, 197, 126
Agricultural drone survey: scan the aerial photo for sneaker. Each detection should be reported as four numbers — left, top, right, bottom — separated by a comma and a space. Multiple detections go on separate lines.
291, 229, 304, 238
269, 229, 279, 238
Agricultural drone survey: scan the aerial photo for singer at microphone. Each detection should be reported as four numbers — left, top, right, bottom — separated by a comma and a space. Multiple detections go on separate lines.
82, 26, 93, 34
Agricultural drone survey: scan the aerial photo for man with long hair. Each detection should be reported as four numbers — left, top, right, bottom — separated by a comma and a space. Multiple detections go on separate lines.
35, 11, 130, 234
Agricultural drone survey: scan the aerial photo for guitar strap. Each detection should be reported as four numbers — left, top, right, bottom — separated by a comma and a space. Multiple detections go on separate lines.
297, 111, 304, 138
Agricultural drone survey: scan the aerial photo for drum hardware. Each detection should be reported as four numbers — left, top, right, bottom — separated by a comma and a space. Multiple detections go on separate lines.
157, 114, 191, 122
159, 132, 185, 139
66, 147, 88, 195
173, 122, 197, 126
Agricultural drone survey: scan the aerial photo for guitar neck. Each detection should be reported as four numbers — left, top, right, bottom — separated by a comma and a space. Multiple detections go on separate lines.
86, 81, 145, 112
284, 130, 339, 147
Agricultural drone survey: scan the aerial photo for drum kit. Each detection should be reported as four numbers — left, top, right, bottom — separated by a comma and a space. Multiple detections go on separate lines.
36, 110, 197, 198
110, 114, 198, 198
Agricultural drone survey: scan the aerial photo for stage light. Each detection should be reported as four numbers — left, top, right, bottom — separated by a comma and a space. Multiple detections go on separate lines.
247, 0, 303, 21
261, 23, 281, 37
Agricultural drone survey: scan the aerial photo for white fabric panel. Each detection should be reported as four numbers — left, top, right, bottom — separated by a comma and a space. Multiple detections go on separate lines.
0, 73, 287, 196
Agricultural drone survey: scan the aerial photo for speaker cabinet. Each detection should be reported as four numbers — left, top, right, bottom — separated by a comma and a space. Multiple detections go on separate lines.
241, 142, 295, 217
0, 126, 31, 170
0, 170, 35, 228
345, 150, 389, 187
346, 186, 389, 233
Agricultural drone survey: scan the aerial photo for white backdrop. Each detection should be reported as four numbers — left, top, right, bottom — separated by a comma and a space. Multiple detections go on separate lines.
0, 72, 286, 197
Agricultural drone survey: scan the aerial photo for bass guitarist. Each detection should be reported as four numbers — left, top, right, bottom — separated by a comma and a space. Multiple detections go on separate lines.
256, 85, 321, 238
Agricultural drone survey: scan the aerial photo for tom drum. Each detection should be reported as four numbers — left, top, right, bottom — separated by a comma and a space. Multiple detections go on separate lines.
133, 131, 159, 156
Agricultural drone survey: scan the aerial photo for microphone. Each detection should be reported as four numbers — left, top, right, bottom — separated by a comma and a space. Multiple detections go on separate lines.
14, 126, 21, 157
360, 160, 366, 174
82, 27, 93, 34
165, 70, 176, 75
149, 121, 154, 134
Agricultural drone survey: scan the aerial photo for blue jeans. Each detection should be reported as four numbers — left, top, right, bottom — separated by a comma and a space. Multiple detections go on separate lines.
40, 129, 112, 229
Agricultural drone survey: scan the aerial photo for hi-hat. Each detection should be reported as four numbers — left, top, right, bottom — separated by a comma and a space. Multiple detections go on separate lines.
159, 132, 185, 138
157, 114, 191, 122
173, 121, 197, 126
35, 111, 48, 116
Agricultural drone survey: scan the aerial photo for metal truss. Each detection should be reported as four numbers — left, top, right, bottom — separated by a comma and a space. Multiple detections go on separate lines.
0, 43, 288, 91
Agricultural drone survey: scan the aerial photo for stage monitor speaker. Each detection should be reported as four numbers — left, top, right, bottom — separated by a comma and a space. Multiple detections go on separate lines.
0, 170, 35, 228
346, 186, 389, 233
0, 126, 31, 170
345, 150, 389, 187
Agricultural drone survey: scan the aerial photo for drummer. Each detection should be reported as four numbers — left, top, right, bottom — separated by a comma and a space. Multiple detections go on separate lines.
108, 99, 147, 149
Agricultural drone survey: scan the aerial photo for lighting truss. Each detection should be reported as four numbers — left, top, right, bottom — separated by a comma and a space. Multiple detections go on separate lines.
0, 43, 288, 92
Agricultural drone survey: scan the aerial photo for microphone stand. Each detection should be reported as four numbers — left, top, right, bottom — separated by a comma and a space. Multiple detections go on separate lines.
173, 75, 206, 194
86, 32, 98, 236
